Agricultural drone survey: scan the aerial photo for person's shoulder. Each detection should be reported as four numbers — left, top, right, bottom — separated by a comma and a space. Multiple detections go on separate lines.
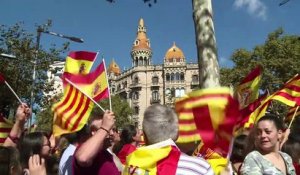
177, 153, 212, 174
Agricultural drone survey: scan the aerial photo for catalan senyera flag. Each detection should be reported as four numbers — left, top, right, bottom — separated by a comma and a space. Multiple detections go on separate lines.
175, 87, 240, 158
123, 144, 181, 175
64, 51, 97, 75
0, 114, 13, 145
52, 83, 94, 137
236, 65, 262, 108
285, 106, 300, 123
63, 60, 109, 102
244, 74, 300, 128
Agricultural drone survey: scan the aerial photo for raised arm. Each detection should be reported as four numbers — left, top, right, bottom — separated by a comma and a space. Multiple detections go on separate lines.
75, 110, 115, 167
3, 103, 30, 147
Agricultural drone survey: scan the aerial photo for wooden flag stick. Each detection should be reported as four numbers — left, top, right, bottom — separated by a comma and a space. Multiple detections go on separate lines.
4, 81, 23, 104
288, 106, 299, 129
102, 58, 112, 111
64, 78, 106, 113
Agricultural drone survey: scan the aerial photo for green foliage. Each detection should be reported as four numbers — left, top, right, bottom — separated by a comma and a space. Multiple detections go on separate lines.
96, 95, 133, 129
0, 21, 69, 116
220, 28, 300, 115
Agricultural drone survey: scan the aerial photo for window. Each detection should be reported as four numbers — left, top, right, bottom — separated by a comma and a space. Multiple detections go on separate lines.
192, 75, 198, 82
171, 73, 175, 82
152, 76, 158, 84
134, 106, 139, 115
133, 76, 139, 84
166, 73, 170, 82
180, 72, 184, 81
132, 91, 139, 100
175, 72, 180, 81
171, 88, 175, 97
152, 91, 159, 100
175, 88, 180, 97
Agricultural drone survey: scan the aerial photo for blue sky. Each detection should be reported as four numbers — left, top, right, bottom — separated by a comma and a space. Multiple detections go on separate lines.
1, 0, 299, 69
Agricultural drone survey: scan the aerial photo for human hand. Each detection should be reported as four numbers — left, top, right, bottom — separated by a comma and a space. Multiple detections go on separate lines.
101, 110, 115, 131
15, 103, 31, 125
28, 154, 46, 175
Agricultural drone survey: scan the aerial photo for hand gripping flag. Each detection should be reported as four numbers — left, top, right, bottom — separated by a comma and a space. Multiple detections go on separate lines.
63, 60, 109, 102
236, 65, 262, 108
175, 87, 240, 158
64, 51, 97, 75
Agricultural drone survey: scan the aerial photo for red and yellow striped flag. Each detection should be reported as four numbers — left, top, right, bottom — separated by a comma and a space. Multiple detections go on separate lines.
244, 74, 300, 128
0, 114, 13, 145
123, 145, 181, 175
64, 51, 97, 75
52, 84, 94, 137
63, 60, 109, 102
236, 65, 262, 108
285, 106, 300, 123
175, 87, 240, 157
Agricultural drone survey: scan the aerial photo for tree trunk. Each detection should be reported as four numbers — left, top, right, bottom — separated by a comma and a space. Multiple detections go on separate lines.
193, 0, 220, 88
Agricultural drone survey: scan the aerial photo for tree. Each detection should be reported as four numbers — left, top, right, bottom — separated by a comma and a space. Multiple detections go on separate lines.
192, 0, 220, 88
221, 28, 300, 115
0, 21, 69, 118
97, 95, 134, 129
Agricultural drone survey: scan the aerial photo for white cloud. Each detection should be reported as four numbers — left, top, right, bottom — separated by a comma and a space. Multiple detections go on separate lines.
218, 56, 234, 68
233, 0, 267, 20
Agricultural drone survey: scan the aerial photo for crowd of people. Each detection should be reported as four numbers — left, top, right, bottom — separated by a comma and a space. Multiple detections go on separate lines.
0, 102, 299, 175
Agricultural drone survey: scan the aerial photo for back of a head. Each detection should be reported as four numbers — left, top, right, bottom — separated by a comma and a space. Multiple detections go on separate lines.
18, 132, 46, 168
0, 146, 21, 175
230, 134, 247, 162
143, 104, 178, 145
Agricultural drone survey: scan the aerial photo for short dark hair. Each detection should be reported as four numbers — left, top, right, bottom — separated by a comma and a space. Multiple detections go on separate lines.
230, 134, 247, 162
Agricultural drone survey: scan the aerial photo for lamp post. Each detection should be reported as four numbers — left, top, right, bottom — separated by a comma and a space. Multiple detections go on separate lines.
29, 26, 84, 129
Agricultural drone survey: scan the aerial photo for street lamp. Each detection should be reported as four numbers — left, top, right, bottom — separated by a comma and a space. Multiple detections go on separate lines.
29, 26, 84, 128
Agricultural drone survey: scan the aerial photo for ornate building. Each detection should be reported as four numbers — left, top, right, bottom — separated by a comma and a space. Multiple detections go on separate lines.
108, 18, 199, 127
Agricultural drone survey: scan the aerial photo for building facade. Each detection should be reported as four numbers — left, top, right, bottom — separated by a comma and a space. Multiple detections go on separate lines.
108, 19, 199, 127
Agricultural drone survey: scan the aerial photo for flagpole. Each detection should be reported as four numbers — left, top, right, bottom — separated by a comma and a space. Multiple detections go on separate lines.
90, 51, 100, 70
102, 58, 112, 111
4, 81, 23, 104
288, 106, 299, 129
64, 78, 106, 113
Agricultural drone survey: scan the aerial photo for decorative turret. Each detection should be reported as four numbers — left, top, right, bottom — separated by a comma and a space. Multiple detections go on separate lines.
164, 42, 185, 63
108, 58, 121, 76
131, 18, 152, 67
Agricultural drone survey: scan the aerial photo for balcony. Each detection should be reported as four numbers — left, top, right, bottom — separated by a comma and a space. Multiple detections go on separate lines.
150, 97, 161, 104
129, 83, 142, 90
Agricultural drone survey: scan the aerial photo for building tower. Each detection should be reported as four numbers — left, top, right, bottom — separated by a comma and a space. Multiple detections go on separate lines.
131, 18, 152, 67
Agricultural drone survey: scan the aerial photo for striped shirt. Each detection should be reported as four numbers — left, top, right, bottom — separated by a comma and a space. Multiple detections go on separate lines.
177, 152, 214, 175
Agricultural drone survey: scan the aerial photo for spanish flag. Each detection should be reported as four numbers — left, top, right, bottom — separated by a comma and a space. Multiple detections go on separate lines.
175, 87, 240, 157
63, 59, 109, 102
0, 114, 13, 145
236, 65, 262, 108
52, 83, 94, 137
64, 51, 97, 75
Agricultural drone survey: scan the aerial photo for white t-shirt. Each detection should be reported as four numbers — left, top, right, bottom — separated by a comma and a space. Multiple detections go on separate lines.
59, 144, 76, 175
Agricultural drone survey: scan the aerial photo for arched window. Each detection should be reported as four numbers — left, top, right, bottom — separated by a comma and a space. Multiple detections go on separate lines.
117, 84, 121, 91
139, 57, 143, 66
175, 88, 180, 97
132, 91, 139, 100
175, 72, 180, 81
171, 88, 175, 97
135, 59, 138, 67
180, 72, 185, 81
180, 88, 185, 97
166, 73, 170, 82
134, 76, 139, 84
165, 88, 171, 96
171, 73, 175, 82
134, 106, 139, 115
144, 57, 147, 66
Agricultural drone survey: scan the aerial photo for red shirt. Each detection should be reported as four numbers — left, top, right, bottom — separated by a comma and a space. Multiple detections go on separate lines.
117, 144, 137, 164
73, 149, 120, 175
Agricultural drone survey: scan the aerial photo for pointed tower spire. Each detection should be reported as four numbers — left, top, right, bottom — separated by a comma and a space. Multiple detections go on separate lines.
131, 18, 152, 67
